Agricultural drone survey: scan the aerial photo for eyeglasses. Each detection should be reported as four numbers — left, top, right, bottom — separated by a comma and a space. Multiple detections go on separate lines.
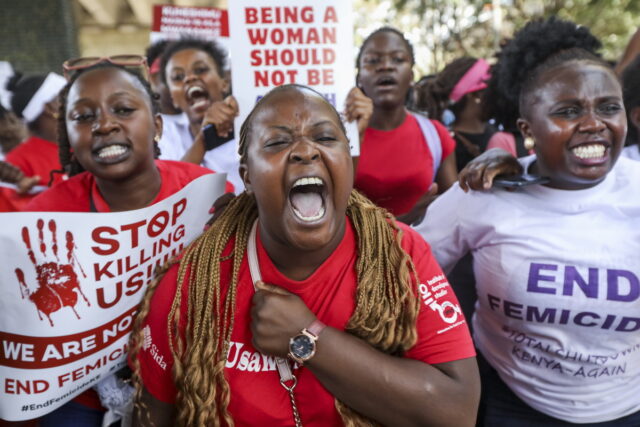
62, 55, 149, 81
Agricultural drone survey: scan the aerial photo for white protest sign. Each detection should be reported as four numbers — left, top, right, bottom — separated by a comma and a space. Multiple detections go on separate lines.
150, 4, 230, 54
228, 0, 359, 155
0, 173, 226, 421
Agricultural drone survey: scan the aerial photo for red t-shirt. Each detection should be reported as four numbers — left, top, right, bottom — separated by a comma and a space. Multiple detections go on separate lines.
0, 136, 65, 212
355, 114, 455, 216
24, 159, 226, 409
137, 219, 474, 426
25, 159, 233, 212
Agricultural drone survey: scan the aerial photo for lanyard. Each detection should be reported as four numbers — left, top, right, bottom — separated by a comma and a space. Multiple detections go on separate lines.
247, 220, 303, 427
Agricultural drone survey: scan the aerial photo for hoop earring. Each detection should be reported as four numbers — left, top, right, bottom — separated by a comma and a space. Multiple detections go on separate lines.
524, 137, 535, 150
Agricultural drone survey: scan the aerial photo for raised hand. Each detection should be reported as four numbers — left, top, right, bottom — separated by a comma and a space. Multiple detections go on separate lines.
202, 95, 239, 138
344, 87, 373, 141
458, 148, 523, 192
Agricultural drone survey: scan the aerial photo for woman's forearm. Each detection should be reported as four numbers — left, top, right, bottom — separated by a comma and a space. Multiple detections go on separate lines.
180, 132, 206, 165
306, 327, 480, 427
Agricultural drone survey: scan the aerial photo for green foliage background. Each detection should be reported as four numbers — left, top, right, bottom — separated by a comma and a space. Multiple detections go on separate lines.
353, 0, 640, 75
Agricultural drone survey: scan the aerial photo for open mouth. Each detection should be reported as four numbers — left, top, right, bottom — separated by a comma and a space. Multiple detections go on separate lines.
375, 76, 397, 87
571, 143, 608, 161
289, 176, 326, 222
93, 143, 130, 163
186, 85, 210, 110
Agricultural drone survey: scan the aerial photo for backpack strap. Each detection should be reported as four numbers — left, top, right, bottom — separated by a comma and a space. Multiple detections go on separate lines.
412, 112, 442, 181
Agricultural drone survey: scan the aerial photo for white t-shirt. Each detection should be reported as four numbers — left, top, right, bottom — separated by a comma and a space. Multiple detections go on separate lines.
414, 155, 640, 423
158, 112, 243, 193
622, 144, 640, 161
157, 113, 192, 161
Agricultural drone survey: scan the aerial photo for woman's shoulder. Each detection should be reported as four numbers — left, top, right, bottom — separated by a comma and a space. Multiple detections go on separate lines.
620, 145, 640, 162
419, 181, 505, 235
156, 159, 236, 195
6, 137, 49, 157
150, 235, 239, 315
157, 159, 212, 176
408, 112, 455, 151
5, 137, 57, 171
149, 260, 183, 310
486, 132, 517, 156
395, 220, 434, 255
611, 155, 640, 189
156, 159, 212, 184
23, 172, 93, 212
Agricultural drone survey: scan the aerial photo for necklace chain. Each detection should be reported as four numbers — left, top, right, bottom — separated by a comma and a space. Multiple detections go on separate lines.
286, 384, 303, 427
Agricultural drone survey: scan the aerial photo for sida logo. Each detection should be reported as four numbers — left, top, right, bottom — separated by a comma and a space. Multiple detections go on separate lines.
14, 219, 90, 326
141, 325, 167, 370
142, 325, 152, 351
418, 282, 462, 324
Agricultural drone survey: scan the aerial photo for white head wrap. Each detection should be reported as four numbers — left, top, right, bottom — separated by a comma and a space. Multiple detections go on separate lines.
21, 72, 66, 123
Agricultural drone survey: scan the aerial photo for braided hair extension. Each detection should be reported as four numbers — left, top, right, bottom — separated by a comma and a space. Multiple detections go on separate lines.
622, 54, 640, 146
484, 17, 605, 131
129, 84, 420, 426
415, 56, 477, 121
55, 62, 161, 177
160, 37, 228, 86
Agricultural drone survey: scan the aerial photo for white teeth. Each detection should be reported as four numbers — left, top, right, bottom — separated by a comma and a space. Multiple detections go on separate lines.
293, 177, 324, 187
187, 86, 205, 97
97, 145, 127, 159
572, 144, 606, 159
192, 99, 209, 109
290, 176, 326, 221
293, 205, 326, 222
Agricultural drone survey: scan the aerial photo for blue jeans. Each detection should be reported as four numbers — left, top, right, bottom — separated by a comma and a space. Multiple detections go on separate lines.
479, 357, 640, 426
39, 401, 104, 427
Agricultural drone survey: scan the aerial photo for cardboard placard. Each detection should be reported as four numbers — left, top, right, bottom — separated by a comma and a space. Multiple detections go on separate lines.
0, 173, 226, 421
150, 4, 230, 54
228, 0, 359, 155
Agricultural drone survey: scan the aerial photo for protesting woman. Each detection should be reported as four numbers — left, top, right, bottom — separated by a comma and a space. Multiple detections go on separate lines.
415, 18, 640, 425
349, 27, 458, 225
0, 72, 66, 211
159, 38, 244, 191
131, 84, 480, 426
26, 57, 230, 426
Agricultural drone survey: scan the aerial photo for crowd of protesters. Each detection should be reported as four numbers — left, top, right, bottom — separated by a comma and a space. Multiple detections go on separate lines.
1, 14, 639, 427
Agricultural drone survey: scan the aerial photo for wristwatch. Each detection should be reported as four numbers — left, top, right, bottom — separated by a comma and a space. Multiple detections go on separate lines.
288, 319, 326, 364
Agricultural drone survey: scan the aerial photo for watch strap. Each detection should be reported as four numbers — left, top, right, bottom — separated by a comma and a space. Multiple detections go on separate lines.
305, 319, 326, 338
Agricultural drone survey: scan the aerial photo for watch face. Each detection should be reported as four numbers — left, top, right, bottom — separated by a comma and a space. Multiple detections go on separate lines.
290, 334, 314, 359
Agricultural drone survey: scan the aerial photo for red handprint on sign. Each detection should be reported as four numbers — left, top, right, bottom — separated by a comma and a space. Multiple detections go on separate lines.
15, 219, 90, 326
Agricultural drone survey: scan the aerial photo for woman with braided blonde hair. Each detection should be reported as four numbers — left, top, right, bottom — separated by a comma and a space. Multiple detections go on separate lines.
130, 84, 479, 426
